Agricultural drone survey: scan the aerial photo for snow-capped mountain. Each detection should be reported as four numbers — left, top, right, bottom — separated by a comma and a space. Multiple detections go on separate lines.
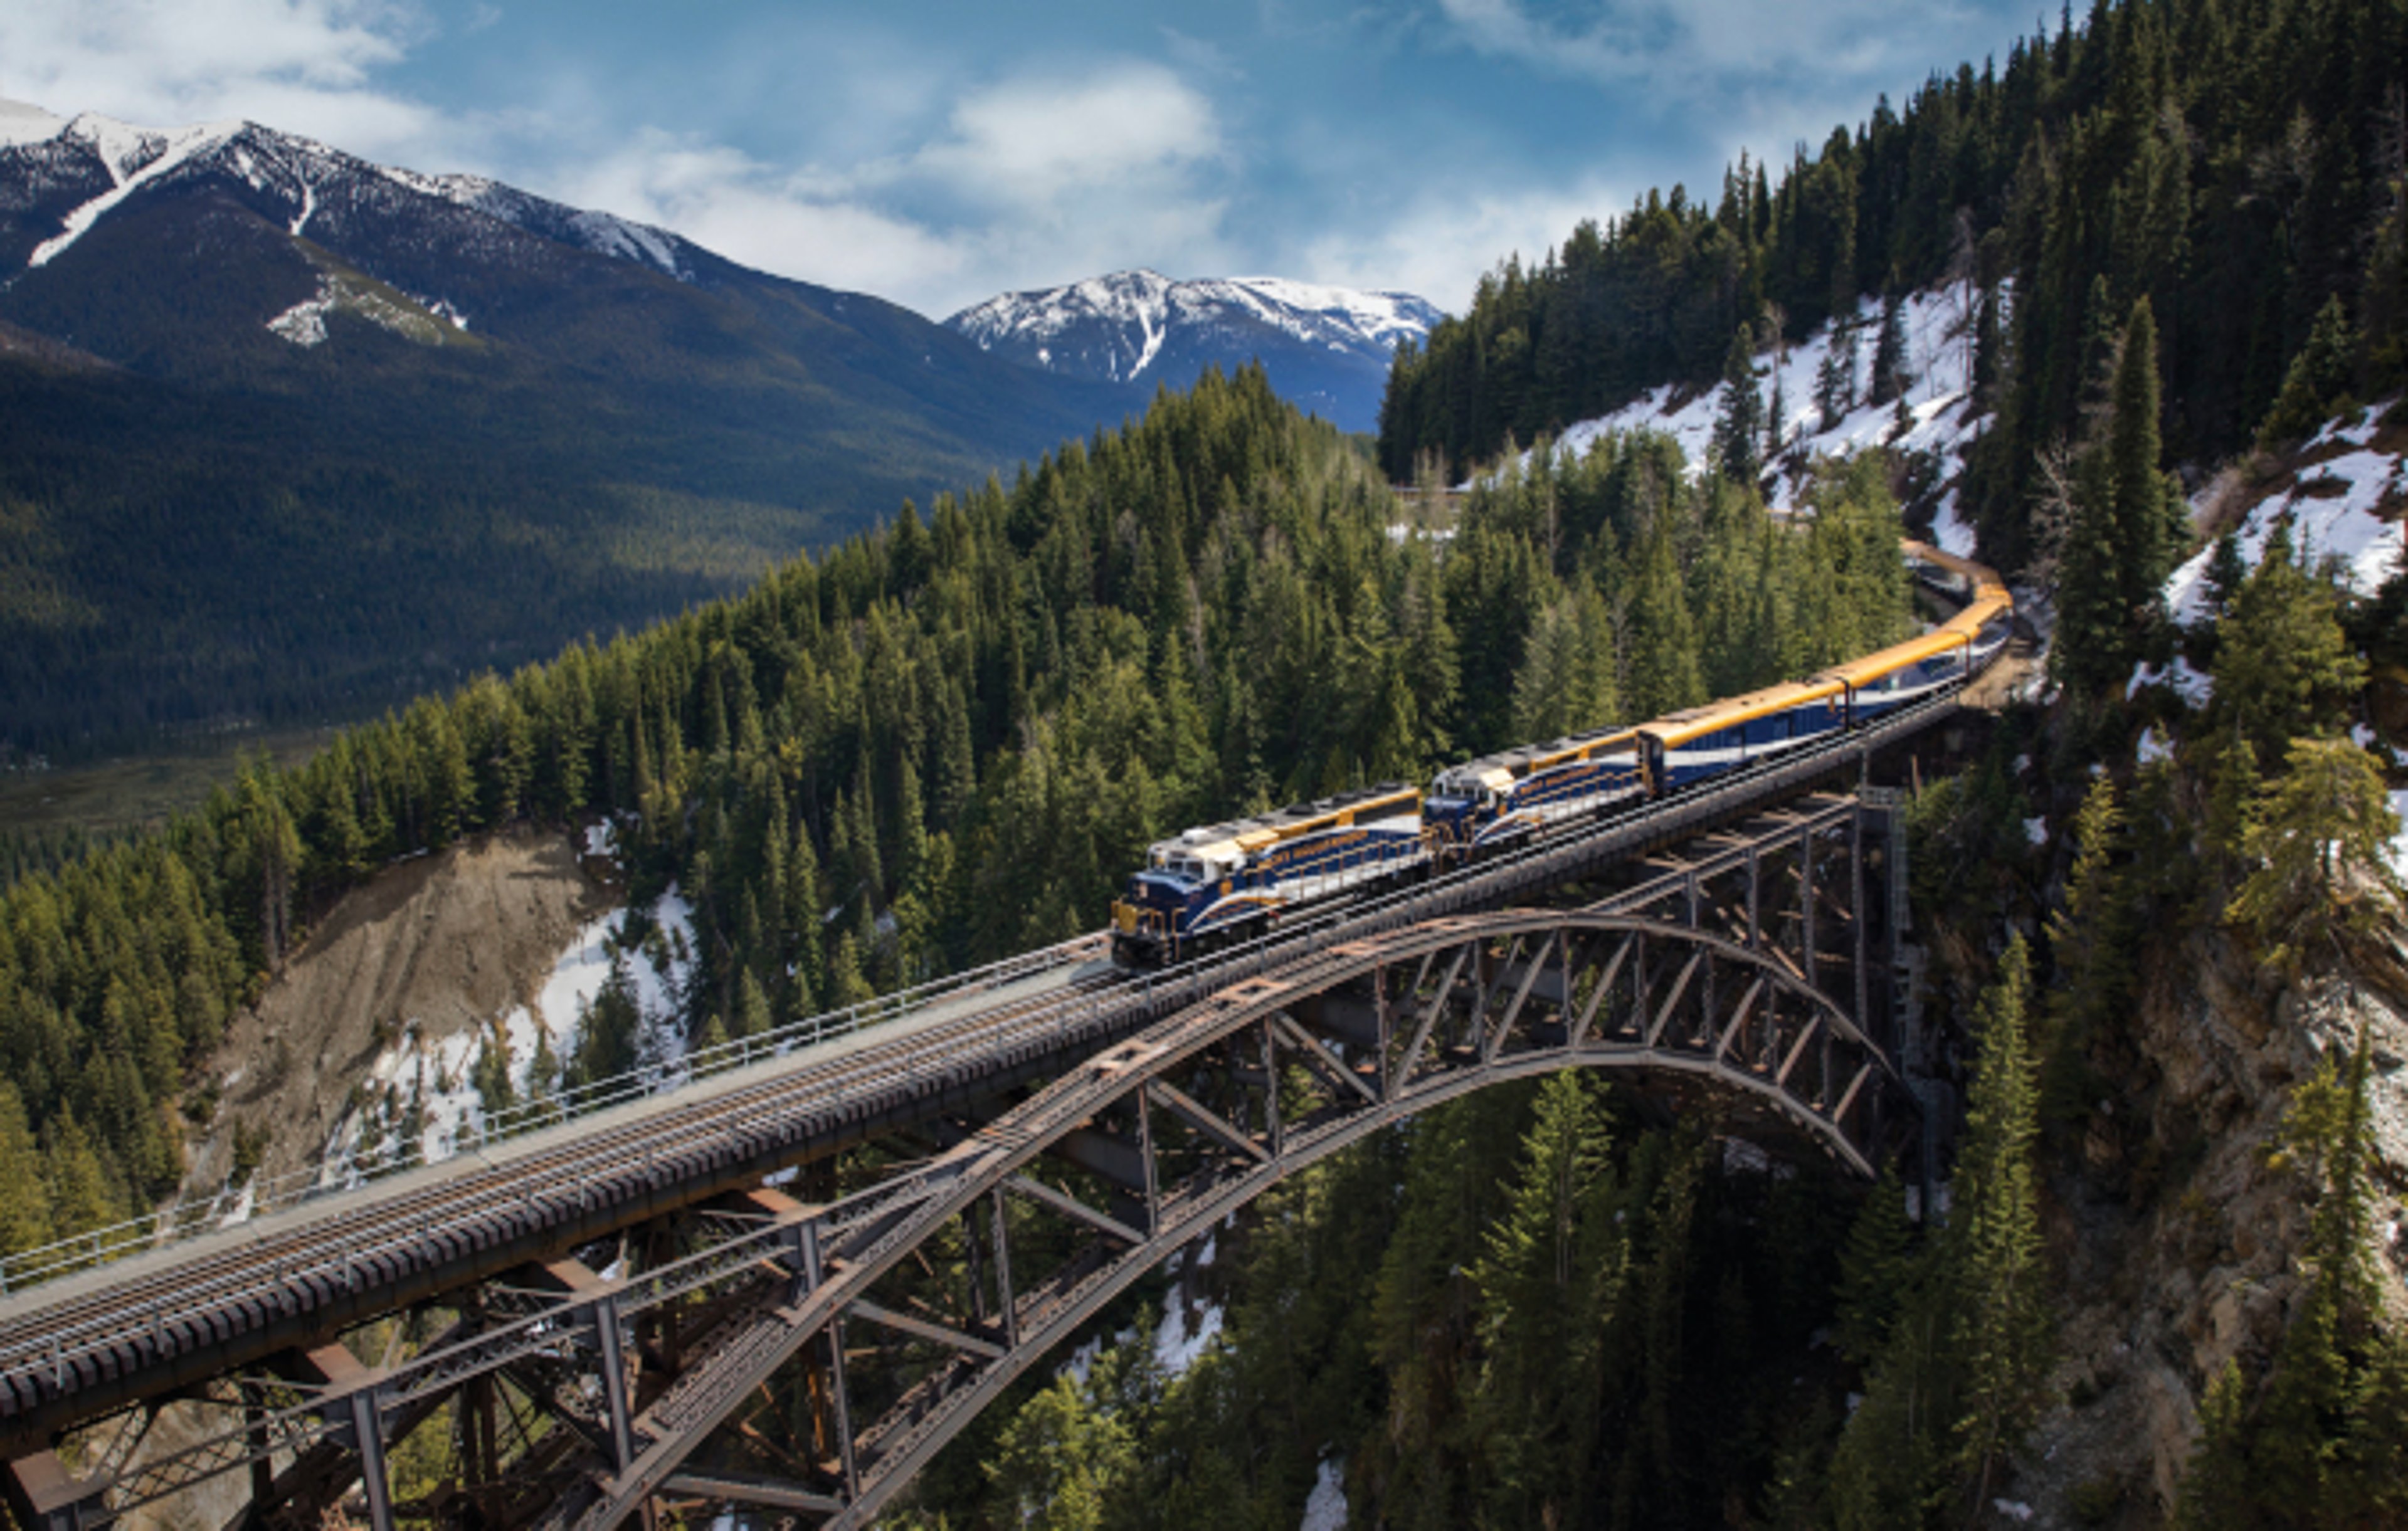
948, 270, 1443, 433
0, 98, 1127, 754
0, 102, 719, 308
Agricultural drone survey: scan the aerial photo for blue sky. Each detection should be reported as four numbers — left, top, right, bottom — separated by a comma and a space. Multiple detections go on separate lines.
3, 0, 2046, 318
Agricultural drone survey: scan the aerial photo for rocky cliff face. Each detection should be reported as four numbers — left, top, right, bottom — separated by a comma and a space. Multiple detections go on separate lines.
2015, 922, 2408, 1522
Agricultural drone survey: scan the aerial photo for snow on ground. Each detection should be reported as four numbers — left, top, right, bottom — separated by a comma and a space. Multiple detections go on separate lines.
1301, 1457, 1348, 1531
267, 284, 335, 347
1497, 285, 1992, 554
2024, 817, 2049, 846
2165, 425, 2406, 627
320, 887, 697, 1180
2128, 656, 2214, 707
216, 1181, 256, 1229
2135, 402, 2403, 705
0, 98, 66, 147
2391, 790, 2408, 882
31, 115, 245, 268
1154, 1297, 1225, 1376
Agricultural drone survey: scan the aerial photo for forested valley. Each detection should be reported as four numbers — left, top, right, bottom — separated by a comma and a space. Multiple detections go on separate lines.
5, 0, 2408, 1523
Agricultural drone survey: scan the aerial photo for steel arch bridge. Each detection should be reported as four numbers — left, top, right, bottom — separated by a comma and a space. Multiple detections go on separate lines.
6, 791, 1921, 1531
554, 906, 1910, 1530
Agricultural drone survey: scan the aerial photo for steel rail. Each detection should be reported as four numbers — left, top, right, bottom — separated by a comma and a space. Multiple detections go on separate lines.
0, 930, 1117, 1295
0, 680, 1965, 1454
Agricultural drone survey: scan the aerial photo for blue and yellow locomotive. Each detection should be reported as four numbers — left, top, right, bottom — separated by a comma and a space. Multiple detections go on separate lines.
1109, 538, 2015, 968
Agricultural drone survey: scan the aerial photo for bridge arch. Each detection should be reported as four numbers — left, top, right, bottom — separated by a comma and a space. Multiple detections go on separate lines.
568, 908, 1913, 1530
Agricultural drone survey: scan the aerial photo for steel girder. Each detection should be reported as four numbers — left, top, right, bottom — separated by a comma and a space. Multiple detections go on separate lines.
49, 905, 1898, 1531
4, 792, 1913, 1531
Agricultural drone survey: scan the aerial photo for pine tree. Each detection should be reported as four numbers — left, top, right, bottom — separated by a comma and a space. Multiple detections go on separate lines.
0, 1083, 53, 1258
2252, 1035, 2382, 1518
1815, 320, 1859, 424
1951, 935, 2049, 1509
2212, 522, 2367, 763
1869, 292, 1910, 406
2177, 1359, 2256, 1530
982, 1373, 1134, 1531
1711, 323, 1765, 484
1832, 1159, 1914, 1366
1471, 1071, 1622, 1528
2053, 297, 2187, 692
2229, 737, 2405, 973
2258, 295, 2359, 447
2104, 298, 2187, 624
732, 967, 771, 1040
826, 932, 874, 1010
2042, 775, 2132, 1120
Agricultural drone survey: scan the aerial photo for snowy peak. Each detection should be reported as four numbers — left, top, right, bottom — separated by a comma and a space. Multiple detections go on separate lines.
946, 269, 1443, 431
0, 100, 700, 286
0, 98, 66, 149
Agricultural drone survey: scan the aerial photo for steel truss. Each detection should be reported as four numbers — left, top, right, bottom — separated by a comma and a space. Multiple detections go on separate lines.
6, 793, 1906, 1531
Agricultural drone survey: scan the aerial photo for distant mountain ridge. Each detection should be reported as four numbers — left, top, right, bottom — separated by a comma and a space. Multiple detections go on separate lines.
0, 98, 1129, 756
946, 270, 1442, 433
0, 102, 704, 293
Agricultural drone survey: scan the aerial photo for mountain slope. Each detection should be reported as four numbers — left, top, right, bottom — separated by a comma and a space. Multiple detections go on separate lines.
0, 103, 1127, 757
946, 269, 1440, 433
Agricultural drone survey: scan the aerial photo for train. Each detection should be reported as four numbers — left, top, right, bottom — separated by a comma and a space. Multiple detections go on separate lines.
1109, 540, 2013, 968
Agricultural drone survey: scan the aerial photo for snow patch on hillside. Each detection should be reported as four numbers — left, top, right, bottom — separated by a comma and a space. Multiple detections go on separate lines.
2163, 424, 2406, 626
267, 286, 336, 347
2390, 790, 2408, 882
264, 270, 466, 349
29, 114, 243, 268
319, 888, 697, 1180
0, 98, 66, 147
1505, 285, 1991, 555
1301, 1457, 1348, 1531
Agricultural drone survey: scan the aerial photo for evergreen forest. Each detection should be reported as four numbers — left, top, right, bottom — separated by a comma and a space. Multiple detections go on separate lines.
4, 0, 2408, 1523
1376, 0, 2408, 581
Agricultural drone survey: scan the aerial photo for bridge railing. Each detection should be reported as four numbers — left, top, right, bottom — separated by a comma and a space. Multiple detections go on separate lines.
0, 927, 1106, 1297
0, 683, 1959, 1302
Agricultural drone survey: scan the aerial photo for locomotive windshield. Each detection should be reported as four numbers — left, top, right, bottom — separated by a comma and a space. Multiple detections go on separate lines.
1147, 848, 1220, 884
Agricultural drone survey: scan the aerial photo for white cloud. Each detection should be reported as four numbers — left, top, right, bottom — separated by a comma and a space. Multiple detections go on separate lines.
1292, 174, 1625, 314
551, 62, 1239, 317
1437, 0, 1985, 95
0, 0, 456, 161
914, 65, 1223, 208
556, 132, 974, 308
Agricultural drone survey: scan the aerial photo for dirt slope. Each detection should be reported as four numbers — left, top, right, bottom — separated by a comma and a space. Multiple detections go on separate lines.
186, 826, 615, 1196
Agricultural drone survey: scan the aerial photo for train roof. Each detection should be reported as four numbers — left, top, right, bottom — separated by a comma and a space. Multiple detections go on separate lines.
1936, 591, 2015, 636
1432, 724, 1639, 793
1902, 539, 2012, 602
1151, 780, 1420, 862
1812, 628, 1972, 687
1637, 678, 1845, 747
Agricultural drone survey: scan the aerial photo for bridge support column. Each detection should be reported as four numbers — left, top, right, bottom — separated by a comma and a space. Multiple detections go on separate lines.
4, 1451, 107, 1531
344, 1387, 395, 1531
587, 1295, 637, 1475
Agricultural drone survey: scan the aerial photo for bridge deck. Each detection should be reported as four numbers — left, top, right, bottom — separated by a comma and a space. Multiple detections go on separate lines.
0, 685, 1965, 1456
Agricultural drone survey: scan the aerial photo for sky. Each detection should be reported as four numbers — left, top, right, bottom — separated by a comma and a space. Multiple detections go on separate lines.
0, 0, 2049, 320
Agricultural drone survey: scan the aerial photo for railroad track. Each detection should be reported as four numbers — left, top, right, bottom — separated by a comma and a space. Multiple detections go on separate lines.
0, 678, 1974, 1452
0, 956, 1142, 1439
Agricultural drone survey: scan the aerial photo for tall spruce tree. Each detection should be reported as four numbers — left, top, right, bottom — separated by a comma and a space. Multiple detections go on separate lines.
1950, 935, 2049, 1510
2258, 295, 2360, 447
1869, 292, 1910, 406
1712, 323, 1765, 484
2054, 297, 2186, 692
